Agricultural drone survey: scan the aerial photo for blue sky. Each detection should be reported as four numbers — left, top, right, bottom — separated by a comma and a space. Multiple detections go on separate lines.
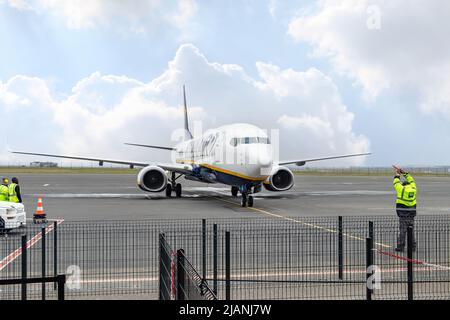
1, 0, 449, 166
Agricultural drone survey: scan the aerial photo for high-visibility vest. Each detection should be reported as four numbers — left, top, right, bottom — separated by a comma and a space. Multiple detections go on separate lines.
0, 185, 9, 202
8, 183, 19, 203
393, 173, 417, 207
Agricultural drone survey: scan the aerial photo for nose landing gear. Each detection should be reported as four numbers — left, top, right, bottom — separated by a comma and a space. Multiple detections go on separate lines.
240, 193, 254, 207
239, 184, 255, 208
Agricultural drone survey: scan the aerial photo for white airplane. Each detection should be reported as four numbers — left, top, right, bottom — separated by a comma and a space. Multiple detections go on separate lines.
12, 86, 370, 207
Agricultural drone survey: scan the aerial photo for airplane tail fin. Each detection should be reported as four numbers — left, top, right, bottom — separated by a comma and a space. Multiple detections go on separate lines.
183, 85, 193, 140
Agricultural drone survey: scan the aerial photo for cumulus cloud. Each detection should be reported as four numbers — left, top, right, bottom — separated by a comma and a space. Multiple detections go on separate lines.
288, 0, 450, 116
0, 44, 369, 166
1, 0, 198, 33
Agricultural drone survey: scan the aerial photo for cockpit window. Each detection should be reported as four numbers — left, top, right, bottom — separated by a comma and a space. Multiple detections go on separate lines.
230, 137, 271, 146
258, 137, 270, 144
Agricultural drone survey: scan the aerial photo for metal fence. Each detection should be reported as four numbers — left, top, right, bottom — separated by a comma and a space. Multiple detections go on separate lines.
1, 215, 450, 300
159, 233, 216, 300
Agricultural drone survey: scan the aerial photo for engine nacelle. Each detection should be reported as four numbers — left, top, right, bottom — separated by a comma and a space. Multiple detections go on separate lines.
137, 166, 168, 192
263, 166, 294, 192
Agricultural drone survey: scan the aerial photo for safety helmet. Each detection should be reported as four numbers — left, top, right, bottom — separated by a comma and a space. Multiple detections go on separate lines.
2, 178, 9, 184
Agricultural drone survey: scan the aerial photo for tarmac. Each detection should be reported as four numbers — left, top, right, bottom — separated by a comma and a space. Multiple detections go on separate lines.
8, 173, 450, 220
2, 172, 450, 300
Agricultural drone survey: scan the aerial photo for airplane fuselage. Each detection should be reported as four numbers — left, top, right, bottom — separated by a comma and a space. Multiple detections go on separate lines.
175, 123, 273, 191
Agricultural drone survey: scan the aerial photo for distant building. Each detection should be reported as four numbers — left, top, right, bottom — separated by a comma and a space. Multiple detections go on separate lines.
30, 161, 58, 168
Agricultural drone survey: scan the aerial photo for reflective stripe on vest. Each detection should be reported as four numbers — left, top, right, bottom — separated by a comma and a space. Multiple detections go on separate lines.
396, 185, 417, 206
8, 183, 19, 203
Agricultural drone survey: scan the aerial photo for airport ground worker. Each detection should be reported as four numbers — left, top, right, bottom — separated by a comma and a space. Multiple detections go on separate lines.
8, 177, 22, 203
393, 165, 417, 252
0, 178, 9, 202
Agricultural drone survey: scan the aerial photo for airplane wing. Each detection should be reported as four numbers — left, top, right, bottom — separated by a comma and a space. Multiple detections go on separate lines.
10, 151, 193, 174
278, 152, 371, 166
124, 143, 175, 151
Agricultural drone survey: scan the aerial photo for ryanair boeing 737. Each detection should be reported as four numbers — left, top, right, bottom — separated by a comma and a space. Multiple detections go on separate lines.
12, 86, 370, 207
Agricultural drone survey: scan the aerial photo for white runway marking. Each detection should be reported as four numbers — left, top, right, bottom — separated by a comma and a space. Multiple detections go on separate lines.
27, 193, 148, 198
304, 190, 392, 196
42, 184, 50, 187
25, 193, 203, 199
47, 265, 450, 288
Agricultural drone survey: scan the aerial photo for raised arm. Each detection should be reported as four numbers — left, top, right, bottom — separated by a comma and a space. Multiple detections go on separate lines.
393, 174, 403, 193
404, 172, 416, 188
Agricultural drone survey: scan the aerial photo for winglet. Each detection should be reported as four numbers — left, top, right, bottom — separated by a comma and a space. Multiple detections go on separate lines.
183, 85, 193, 140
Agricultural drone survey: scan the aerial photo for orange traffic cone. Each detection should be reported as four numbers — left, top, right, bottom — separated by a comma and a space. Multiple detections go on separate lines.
33, 196, 47, 224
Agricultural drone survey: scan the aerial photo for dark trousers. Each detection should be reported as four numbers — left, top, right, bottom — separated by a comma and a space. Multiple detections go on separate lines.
397, 209, 416, 249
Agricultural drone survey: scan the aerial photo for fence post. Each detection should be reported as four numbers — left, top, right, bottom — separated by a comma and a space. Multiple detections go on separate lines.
177, 249, 185, 300
158, 233, 167, 301
407, 226, 414, 300
57, 275, 66, 301
366, 237, 374, 301
202, 219, 206, 284
369, 221, 374, 239
53, 221, 58, 290
338, 216, 343, 280
21, 234, 27, 301
213, 224, 218, 296
41, 227, 46, 300
225, 231, 230, 300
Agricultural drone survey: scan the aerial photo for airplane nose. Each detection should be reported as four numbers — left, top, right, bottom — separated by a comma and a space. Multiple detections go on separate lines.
258, 153, 272, 167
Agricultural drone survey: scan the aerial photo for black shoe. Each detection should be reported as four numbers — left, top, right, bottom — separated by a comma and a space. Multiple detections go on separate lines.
395, 247, 404, 252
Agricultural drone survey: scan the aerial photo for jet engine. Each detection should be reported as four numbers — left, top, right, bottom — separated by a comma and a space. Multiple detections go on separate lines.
137, 166, 168, 192
263, 166, 294, 191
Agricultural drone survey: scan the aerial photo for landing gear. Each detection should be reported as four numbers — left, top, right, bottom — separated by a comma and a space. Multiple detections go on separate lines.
231, 186, 239, 197
241, 194, 254, 207
239, 184, 258, 207
166, 172, 183, 198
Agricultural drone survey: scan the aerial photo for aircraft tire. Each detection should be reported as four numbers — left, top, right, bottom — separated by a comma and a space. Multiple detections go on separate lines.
241, 194, 247, 207
248, 196, 254, 207
231, 186, 239, 197
165, 183, 172, 197
175, 183, 182, 197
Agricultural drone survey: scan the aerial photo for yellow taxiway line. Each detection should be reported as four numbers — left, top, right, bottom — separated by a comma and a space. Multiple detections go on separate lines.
215, 197, 391, 248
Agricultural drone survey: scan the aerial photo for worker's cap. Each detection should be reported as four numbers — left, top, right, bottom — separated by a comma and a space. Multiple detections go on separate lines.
2, 178, 9, 184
